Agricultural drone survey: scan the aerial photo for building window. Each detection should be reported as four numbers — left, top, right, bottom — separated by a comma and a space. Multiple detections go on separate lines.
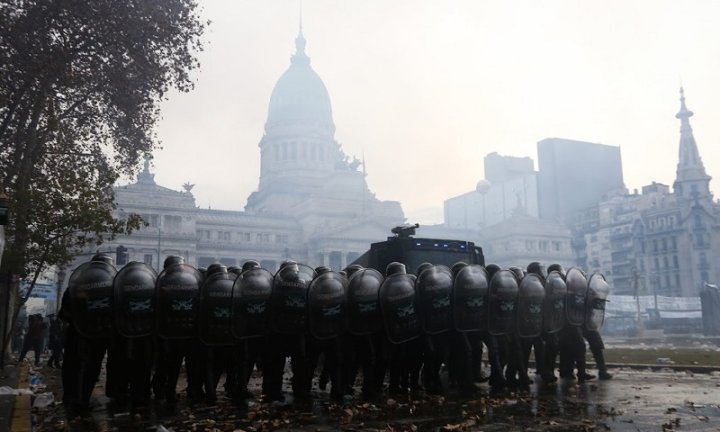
675, 274, 680, 287
525, 240, 534, 251
661, 238, 667, 251
671, 236, 677, 250
539, 241, 548, 252
654, 257, 659, 269
552, 241, 561, 252
673, 255, 679, 268
144, 254, 153, 267
653, 239, 658, 252
663, 256, 668, 268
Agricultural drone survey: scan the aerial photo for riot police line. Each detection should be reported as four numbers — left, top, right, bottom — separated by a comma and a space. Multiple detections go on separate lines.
57, 253, 611, 412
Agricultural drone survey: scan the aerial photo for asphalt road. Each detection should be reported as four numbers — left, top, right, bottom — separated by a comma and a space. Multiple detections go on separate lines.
28, 365, 720, 431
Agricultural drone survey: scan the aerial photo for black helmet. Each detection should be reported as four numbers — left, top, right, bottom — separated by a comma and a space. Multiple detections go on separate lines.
547, 263, 565, 275
242, 260, 261, 272
163, 255, 184, 269
508, 266, 525, 281
485, 263, 501, 280
415, 262, 433, 278
527, 262, 547, 279
91, 253, 114, 266
227, 265, 242, 275
344, 264, 364, 279
315, 266, 332, 275
206, 263, 226, 277
385, 262, 406, 276
280, 260, 297, 270
451, 261, 468, 276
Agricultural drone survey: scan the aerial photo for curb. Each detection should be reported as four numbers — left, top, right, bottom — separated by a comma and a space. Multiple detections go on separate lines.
10, 364, 31, 432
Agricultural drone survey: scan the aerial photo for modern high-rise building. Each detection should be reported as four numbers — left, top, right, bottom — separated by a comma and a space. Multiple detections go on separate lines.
537, 138, 625, 223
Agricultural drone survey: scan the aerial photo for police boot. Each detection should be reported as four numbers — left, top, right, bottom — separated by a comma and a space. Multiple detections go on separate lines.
577, 356, 596, 382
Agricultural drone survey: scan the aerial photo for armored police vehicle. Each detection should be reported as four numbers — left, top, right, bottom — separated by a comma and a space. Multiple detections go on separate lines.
351, 224, 485, 274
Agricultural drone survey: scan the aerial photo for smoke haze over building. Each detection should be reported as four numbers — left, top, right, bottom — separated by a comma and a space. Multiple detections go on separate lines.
149, 0, 720, 223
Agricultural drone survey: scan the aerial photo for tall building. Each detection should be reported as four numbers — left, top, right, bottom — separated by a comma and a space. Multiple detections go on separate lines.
66, 27, 404, 275
537, 138, 625, 223
574, 89, 720, 296
444, 152, 538, 230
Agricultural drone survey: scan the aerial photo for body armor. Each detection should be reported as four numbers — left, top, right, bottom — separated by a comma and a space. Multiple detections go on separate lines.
113, 262, 157, 337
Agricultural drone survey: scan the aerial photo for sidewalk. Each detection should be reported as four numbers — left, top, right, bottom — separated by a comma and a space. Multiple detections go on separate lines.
0, 354, 22, 432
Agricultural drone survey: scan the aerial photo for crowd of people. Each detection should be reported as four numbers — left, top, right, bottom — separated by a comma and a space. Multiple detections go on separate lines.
14, 312, 62, 368
54, 253, 611, 414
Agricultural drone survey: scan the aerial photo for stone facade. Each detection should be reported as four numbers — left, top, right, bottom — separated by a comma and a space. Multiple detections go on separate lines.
66, 29, 404, 275
573, 89, 720, 297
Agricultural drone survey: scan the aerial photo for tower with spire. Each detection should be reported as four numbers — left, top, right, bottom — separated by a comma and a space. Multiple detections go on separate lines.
672, 87, 713, 203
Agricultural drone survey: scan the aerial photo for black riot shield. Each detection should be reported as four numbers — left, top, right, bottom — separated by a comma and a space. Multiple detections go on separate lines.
517, 273, 545, 338
307, 271, 348, 340
199, 271, 235, 346
156, 263, 202, 340
113, 262, 158, 338
586, 273, 610, 331
269, 263, 316, 335
565, 267, 588, 327
69, 260, 117, 338
379, 273, 421, 344
231, 268, 274, 340
347, 268, 383, 335
488, 270, 519, 336
543, 271, 567, 334
416, 265, 453, 335
452, 264, 489, 332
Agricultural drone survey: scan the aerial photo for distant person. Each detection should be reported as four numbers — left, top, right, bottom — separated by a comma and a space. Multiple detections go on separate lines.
46, 314, 62, 368
19, 313, 47, 366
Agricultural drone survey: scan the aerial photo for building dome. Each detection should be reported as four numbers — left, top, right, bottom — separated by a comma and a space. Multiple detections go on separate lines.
265, 31, 334, 133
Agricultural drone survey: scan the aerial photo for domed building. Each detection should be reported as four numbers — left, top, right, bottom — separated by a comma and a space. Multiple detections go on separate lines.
70, 28, 405, 273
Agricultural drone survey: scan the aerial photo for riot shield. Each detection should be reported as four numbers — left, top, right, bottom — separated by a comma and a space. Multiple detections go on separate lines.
347, 268, 383, 335
113, 262, 157, 338
565, 267, 588, 327
488, 270, 519, 336
69, 259, 117, 338
269, 263, 316, 335
156, 263, 202, 340
543, 271, 567, 334
379, 273, 421, 344
452, 264, 489, 332
199, 271, 235, 346
416, 265, 453, 335
307, 271, 348, 340
231, 267, 274, 340
585, 272, 610, 331
517, 273, 545, 338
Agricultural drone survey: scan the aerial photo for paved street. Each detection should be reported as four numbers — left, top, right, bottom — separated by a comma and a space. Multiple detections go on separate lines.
19, 362, 720, 431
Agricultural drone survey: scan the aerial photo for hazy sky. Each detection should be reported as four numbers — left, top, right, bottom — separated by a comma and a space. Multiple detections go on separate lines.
150, 0, 720, 224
